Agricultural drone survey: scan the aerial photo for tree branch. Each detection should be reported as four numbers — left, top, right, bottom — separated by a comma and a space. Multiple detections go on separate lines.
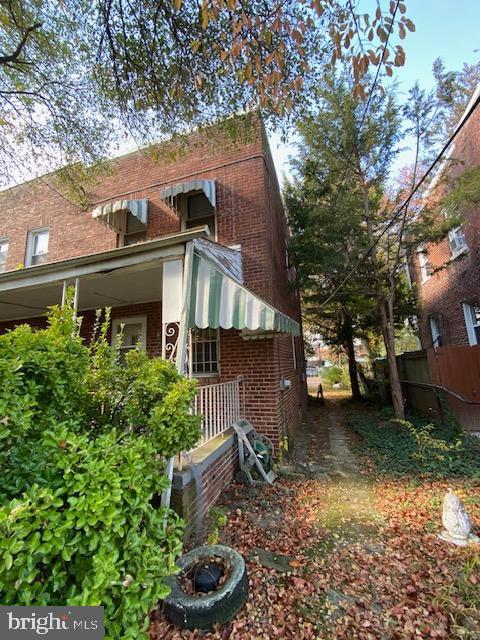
0, 22, 42, 65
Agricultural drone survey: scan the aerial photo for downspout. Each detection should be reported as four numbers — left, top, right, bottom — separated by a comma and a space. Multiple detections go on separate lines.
161, 241, 195, 522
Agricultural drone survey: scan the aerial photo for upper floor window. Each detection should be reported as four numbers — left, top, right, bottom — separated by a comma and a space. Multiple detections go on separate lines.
26, 228, 49, 266
0, 238, 9, 273
417, 246, 430, 283
463, 302, 480, 346
186, 192, 215, 235
429, 315, 442, 348
404, 259, 413, 288
118, 211, 147, 247
191, 327, 219, 376
448, 226, 467, 257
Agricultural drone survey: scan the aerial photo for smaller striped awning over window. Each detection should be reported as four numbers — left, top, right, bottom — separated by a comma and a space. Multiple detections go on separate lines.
160, 179, 216, 208
92, 199, 148, 233
188, 251, 300, 338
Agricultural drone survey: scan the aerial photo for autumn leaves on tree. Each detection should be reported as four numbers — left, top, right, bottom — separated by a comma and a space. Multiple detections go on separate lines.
0, 0, 414, 192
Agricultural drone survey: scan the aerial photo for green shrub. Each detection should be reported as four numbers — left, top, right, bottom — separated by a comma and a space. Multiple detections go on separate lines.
0, 302, 201, 638
349, 411, 480, 478
319, 365, 350, 389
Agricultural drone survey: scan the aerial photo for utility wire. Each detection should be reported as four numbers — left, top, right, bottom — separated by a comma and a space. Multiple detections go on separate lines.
319, 88, 480, 309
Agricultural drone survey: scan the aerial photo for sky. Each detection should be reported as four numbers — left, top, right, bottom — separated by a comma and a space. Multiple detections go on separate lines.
269, 0, 480, 185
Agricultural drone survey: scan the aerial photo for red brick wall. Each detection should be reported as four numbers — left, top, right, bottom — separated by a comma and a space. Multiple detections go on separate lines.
200, 441, 237, 517
218, 329, 305, 450
412, 109, 480, 348
78, 302, 163, 357
0, 118, 306, 446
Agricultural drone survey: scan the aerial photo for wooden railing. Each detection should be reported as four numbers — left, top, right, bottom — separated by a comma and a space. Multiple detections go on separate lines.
193, 376, 244, 445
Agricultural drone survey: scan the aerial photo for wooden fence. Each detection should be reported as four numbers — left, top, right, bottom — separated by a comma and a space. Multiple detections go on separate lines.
375, 345, 480, 433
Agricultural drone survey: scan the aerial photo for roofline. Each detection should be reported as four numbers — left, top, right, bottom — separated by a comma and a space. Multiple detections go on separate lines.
0, 112, 263, 196
425, 82, 480, 197
0, 226, 208, 293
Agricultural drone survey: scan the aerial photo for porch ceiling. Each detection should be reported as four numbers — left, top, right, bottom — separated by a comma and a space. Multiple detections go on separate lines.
0, 260, 164, 322
0, 227, 209, 323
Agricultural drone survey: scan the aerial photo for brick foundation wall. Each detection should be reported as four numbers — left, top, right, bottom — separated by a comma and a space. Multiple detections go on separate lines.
171, 434, 237, 540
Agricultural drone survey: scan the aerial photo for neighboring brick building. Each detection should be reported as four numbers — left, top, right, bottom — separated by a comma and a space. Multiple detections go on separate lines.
410, 87, 480, 350
0, 118, 307, 534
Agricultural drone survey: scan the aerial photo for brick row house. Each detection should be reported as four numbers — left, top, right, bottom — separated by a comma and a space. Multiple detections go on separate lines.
407, 88, 480, 433
410, 87, 480, 350
0, 120, 307, 530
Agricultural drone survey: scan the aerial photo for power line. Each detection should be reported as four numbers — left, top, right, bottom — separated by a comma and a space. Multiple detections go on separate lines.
319, 87, 480, 309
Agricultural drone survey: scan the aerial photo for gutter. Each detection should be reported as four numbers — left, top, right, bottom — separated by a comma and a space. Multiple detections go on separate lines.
0, 226, 209, 293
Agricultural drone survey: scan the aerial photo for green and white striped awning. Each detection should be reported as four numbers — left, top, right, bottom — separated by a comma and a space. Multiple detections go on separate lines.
188, 252, 300, 337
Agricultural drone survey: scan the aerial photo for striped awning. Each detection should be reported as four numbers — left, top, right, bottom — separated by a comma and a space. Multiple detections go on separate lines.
188, 252, 300, 337
160, 179, 216, 208
92, 199, 148, 232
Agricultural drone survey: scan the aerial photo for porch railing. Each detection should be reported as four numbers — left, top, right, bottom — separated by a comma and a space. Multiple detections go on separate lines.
193, 376, 244, 445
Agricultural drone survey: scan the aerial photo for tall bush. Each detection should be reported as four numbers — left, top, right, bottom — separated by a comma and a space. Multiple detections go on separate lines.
0, 303, 201, 639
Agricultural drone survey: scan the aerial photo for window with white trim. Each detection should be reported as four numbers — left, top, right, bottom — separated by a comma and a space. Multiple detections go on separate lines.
0, 238, 9, 272
463, 302, 480, 346
111, 316, 147, 362
191, 328, 219, 375
448, 226, 467, 257
429, 315, 442, 348
417, 246, 430, 283
26, 228, 49, 266
404, 259, 413, 288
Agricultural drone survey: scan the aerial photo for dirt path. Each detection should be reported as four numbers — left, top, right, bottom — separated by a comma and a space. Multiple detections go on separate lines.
151, 391, 479, 640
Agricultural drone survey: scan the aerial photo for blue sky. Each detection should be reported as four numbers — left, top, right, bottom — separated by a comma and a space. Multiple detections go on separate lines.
270, 0, 480, 183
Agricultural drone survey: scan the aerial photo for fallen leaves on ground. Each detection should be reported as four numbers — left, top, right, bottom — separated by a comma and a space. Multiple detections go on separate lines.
150, 400, 480, 640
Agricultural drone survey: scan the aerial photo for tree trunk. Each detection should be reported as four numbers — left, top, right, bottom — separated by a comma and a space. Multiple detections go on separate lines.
379, 299, 405, 419
341, 309, 362, 400
361, 182, 404, 418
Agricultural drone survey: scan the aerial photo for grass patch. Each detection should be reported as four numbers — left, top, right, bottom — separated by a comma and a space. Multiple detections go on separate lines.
349, 409, 480, 478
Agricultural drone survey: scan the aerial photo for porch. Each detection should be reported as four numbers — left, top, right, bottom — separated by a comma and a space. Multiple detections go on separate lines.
0, 228, 300, 451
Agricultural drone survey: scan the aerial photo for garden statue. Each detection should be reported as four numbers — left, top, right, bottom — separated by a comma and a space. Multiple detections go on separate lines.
438, 488, 479, 546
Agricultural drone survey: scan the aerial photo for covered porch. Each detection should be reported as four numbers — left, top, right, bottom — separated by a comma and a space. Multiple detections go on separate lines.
0, 228, 300, 450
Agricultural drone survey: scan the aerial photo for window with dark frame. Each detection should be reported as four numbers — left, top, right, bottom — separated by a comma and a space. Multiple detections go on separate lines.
191, 327, 219, 375
186, 192, 215, 234
429, 315, 442, 348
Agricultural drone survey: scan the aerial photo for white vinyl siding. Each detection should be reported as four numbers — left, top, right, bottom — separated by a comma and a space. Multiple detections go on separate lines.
463, 302, 480, 346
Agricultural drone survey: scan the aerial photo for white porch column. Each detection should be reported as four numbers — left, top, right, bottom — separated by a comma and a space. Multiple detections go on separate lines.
161, 246, 195, 517
161, 258, 184, 364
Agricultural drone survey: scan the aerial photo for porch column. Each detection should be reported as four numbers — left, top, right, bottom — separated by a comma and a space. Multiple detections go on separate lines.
162, 258, 184, 365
